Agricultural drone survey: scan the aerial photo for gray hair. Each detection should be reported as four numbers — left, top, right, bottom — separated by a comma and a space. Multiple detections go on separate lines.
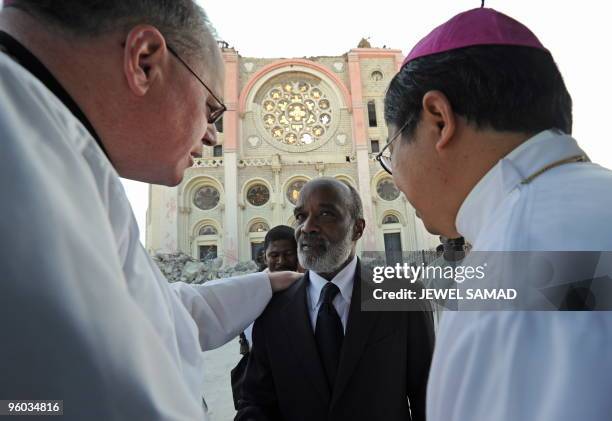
345, 183, 364, 223
8, 0, 216, 59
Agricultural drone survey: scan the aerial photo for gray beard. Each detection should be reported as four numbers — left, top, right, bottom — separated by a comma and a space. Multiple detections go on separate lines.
298, 233, 353, 274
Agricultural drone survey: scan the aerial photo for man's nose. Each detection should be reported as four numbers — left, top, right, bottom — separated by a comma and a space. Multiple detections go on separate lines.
301, 215, 319, 234
202, 123, 218, 147
279, 253, 292, 266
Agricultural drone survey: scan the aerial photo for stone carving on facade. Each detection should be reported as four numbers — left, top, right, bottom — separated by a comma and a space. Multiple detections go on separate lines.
315, 162, 325, 176
246, 135, 261, 149
238, 157, 273, 167
271, 154, 282, 171
192, 157, 223, 168
357, 38, 371, 48
371, 70, 383, 81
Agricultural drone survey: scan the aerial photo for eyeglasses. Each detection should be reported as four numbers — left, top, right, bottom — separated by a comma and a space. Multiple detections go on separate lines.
166, 45, 227, 125
375, 119, 410, 175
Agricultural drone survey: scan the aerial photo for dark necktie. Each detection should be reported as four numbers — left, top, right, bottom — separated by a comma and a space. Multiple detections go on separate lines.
315, 282, 344, 388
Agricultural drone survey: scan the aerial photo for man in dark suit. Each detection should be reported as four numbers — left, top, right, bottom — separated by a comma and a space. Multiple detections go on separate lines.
236, 178, 434, 421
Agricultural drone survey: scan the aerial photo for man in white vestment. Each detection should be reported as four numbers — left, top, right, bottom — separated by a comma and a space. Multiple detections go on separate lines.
378, 7, 612, 421
0, 1, 300, 419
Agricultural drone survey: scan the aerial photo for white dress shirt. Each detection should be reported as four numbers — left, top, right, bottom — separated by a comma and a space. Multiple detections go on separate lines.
0, 52, 272, 420
307, 256, 357, 333
427, 130, 612, 421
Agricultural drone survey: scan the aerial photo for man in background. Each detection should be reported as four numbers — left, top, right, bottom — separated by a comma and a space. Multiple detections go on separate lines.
424, 236, 466, 331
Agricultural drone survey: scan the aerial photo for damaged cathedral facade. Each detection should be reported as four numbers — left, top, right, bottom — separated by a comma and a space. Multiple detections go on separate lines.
146, 42, 439, 264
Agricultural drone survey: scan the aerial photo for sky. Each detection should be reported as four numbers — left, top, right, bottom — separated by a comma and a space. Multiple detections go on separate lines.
119, 0, 612, 242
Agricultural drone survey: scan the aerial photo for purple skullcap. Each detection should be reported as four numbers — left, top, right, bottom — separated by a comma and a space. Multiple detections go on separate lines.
402, 8, 547, 68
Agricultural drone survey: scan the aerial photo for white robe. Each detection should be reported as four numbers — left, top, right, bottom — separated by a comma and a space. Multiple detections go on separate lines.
0, 50, 271, 419
427, 130, 612, 421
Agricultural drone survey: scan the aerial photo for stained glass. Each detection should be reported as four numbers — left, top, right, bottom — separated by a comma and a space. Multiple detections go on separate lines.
382, 214, 400, 224
377, 178, 400, 201
286, 180, 307, 205
247, 184, 270, 206
260, 78, 333, 146
198, 225, 218, 235
193, 186, 220, 210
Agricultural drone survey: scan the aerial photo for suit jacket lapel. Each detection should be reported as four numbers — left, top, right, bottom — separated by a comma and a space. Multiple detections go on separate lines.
280, 272, 331, 403
331, 261, 378, 408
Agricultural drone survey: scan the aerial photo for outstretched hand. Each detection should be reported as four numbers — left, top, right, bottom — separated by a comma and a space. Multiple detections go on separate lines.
267, 270, 302, 292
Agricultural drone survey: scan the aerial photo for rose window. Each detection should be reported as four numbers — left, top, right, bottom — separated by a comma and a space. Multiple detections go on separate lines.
261, 79, 333, 146
193, 186, 220, 210
286, 180, 307, 205
377, 178, 400, 201
246, 184, 270, 206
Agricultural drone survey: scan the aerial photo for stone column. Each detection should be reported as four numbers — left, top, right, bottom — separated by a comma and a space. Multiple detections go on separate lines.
147, 185, 179, 253
347, 52, 377, 251
402, 196, 419, 251
222, 49, 240, 264
272, 154, 282, 226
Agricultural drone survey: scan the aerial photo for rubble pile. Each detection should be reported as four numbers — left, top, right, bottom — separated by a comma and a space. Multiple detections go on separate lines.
152, 251, 258, 284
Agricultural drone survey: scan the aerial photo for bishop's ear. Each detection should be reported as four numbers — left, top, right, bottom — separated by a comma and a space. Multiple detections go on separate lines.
421, 90, 456, 152
123, 25, 167, 96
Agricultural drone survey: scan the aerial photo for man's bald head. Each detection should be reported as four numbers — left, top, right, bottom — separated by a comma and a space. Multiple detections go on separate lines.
299, 178, 363, 223
0, 0, 225, 187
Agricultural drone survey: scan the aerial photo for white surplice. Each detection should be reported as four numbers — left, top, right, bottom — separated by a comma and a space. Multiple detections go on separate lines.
0, 51, 272, 420
427, 130, 612, 421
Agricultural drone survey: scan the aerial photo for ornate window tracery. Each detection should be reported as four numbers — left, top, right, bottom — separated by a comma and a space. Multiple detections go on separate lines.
286, 179, 307, 205
382, 214, 400, 224
260, 78, 333, 147
246, 184, 270, 206
198, 225, 218, 235
249, 222, 269, 233
193, 186, 220, 210
377, 178, 400, 201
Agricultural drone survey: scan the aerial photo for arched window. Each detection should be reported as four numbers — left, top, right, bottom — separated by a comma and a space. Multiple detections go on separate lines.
371, 70, 383, 81
249, 222, 269, 233
376, 178, 400, 201
383, 214, 400, 224
286, 179, 307, 205
198, 225, 218, 236
246, 184, 270, 206
193, 185, 220, 210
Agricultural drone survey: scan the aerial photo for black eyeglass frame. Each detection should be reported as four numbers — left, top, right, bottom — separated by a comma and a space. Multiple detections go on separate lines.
375, 119, 410, 175
166, 45, 227, 125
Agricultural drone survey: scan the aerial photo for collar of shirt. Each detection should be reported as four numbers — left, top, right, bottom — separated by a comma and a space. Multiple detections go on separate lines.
0, 31, 109, 160
307, 256, 358, 312
455, 129, 587, 245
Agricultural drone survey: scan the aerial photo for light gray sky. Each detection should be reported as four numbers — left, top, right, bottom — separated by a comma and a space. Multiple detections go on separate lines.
121, 0, 612, 242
